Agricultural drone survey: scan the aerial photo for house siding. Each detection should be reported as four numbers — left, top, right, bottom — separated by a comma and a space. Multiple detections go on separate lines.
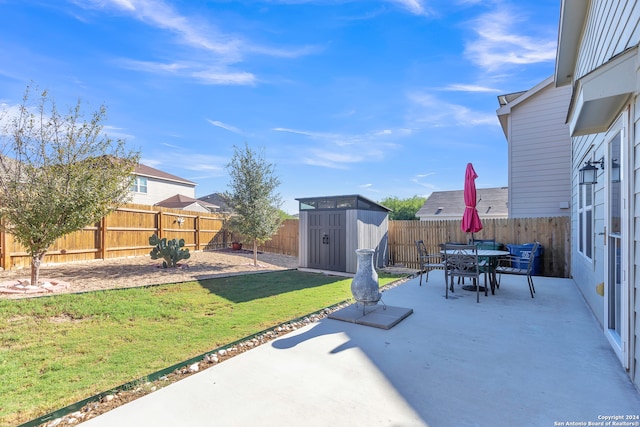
130, 178, 196, 206
508, 82, 572, 218
633, 97, 640, 387
576, 0, 640, 79
558, 0, 640, 389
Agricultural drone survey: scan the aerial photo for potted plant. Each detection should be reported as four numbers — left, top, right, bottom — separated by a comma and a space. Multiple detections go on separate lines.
232, 241, 243, 250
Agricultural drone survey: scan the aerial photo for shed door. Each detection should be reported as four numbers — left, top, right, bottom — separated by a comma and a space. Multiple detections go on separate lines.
307, 211, 346, 272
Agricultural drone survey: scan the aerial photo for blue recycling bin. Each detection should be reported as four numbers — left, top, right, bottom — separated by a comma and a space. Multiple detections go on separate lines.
506, 243, 543, 275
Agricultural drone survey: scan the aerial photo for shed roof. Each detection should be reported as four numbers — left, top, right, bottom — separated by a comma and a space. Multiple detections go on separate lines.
416, 187, 508, 220
295, 194, 391, 212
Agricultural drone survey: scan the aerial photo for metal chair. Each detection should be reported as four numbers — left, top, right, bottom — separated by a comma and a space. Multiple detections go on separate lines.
415, 240, 444, 286
469, 239, 499, 292
443, 244, 486, 303
495, 242, 539, 298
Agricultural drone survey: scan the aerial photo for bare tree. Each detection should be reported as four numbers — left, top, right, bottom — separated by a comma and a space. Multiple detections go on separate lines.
224, 143, 282, 266
0, 85, 140, 286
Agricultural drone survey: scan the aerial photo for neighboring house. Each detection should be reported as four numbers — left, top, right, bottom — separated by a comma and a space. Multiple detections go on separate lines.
197, 192, 232, 213
555, 0, 639, 389
496, 76, 572, 218
416, 187, 508, 221
130, 164, 196, 206
155, 194, 218, 213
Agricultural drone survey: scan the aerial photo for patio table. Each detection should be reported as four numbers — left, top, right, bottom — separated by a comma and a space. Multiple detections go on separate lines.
441, 249, 509, 294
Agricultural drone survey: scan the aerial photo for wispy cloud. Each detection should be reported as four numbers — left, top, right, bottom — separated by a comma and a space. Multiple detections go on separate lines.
464, 8, 556, 72
411, 172, 439, 191
117, 59, 257, 85
386, 0, 430, 15
207, 119, 243, 134
441, 84, 503, 93
408, 92, 497, 127
273, 126, 402, 169
272, 127, 313, 136
75, 0, 317, 85
143, 151, 227, 178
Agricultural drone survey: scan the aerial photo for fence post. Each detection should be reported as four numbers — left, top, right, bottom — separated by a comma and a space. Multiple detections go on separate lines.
100, 216, 107, 260
195, 215, 200, 251
157, 211, 163, 239
1, 227, 8, 270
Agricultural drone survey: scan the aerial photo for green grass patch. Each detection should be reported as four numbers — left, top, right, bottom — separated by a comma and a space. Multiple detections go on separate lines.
0, 270, 403, 426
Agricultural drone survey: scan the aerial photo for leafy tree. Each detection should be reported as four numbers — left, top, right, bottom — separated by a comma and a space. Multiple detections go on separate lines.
0, 86, 140, 287
223, 143, 283, 266
277, 209, 296, 220
379, 195, 426, 220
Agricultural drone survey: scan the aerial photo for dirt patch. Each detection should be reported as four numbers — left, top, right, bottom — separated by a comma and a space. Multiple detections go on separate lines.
0, 249, 299, 300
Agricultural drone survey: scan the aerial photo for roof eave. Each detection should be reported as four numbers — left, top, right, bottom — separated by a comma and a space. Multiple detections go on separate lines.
555, 0, 589, 87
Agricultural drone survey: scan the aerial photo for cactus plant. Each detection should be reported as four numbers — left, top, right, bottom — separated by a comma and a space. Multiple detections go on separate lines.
149, 234, 191, 268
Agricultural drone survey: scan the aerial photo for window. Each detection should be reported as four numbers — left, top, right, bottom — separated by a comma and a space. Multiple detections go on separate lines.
131, 176, 147, 193
578, 181, 593, 260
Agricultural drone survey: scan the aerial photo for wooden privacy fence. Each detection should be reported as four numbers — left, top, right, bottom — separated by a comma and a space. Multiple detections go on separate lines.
254, 219, 299, 256
0, 209, 569, 278
0, 203, 230, 270
388, 217, 571, 278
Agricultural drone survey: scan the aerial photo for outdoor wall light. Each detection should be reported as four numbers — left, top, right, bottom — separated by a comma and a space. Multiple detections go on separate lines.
579, 157, 604, 185
176, 216, 185, 226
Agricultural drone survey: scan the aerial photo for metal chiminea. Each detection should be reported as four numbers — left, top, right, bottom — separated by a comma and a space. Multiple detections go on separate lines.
351, 249, 385, 314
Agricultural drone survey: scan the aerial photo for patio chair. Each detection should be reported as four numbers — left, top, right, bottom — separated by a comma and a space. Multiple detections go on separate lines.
495, 242, 540, 298
415, 240, 444, 286
443, 243, 487, 303
469, 239, 499, 292
441, 242, 467, 285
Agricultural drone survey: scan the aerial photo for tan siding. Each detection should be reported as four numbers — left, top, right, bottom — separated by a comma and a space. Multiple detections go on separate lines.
508, 82, 572, 218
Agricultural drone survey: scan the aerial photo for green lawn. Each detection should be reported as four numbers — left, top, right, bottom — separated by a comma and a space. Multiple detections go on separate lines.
0, 270, 403, 426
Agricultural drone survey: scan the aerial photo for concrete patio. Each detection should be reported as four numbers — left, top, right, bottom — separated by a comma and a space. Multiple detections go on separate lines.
82, 271, 640, 427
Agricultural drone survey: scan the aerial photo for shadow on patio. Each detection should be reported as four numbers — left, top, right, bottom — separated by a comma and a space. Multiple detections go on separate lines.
82, 271, 640, 427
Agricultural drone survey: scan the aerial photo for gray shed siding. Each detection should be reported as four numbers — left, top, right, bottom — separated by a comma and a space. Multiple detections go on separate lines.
345, 209, 389, 273
297, 195, 389, 274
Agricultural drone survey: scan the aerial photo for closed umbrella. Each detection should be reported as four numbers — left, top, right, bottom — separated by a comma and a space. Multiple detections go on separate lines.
461, 163, 483, 238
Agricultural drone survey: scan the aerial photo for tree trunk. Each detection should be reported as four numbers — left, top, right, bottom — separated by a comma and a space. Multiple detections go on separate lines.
30, 252, 45, 287
253, 240, 258, 267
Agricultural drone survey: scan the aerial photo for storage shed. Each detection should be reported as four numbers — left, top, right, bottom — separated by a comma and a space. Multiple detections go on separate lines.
296, 195, 390, 274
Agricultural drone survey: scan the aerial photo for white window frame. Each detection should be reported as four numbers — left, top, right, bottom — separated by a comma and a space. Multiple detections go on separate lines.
131, 176, 148, 194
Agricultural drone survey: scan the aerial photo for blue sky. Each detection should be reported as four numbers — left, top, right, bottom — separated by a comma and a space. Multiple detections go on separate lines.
0, 0, 560, 214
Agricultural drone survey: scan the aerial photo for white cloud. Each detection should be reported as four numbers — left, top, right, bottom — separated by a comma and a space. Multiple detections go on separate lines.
207, 120, 243, 134
465, 9, 556, 72
76, 0, 317, 85
442, 84, 503, 93
143, 152, 227, 178
90, 0, 242, 57
408, 92, 498, 127
386, 0, 429, 15
273, 126, 401, 169
273, 127, 313, 136
117, 59, 256, 85
191, 70, 256, 86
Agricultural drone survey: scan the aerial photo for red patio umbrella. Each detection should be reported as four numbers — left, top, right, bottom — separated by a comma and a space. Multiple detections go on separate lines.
461, 163, 483, 239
